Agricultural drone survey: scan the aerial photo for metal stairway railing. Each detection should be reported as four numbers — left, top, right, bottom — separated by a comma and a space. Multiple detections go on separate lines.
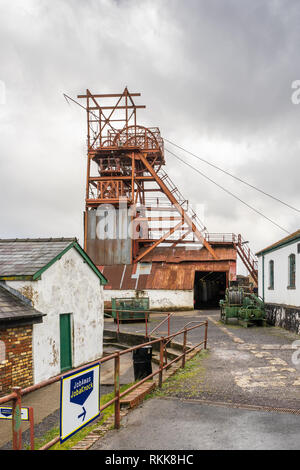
204, 233, 258, 284
157, 168, 208, 236
234, 234, 258, 284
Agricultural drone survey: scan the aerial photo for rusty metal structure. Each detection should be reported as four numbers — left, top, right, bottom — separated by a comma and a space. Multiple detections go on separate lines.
78, 88, 258, 306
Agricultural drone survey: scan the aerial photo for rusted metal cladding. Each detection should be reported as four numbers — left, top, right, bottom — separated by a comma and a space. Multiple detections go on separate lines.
140, 246, 237, 263
85, 209, 131, 265
102, 261, 236, 290
101, 244, 237, 290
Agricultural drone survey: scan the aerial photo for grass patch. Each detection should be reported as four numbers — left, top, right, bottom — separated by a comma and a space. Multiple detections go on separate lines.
146, 349, 210, 400
30, 383, 133, 451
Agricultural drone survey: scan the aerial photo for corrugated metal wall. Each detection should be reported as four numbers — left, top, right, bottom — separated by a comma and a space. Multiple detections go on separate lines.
86, 209, 132, 265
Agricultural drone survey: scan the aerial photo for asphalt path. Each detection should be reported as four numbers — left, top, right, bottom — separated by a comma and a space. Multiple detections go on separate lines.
91, 397, 300, 450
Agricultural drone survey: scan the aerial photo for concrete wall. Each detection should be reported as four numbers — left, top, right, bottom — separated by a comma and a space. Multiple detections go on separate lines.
104, 289, 194, 310
7, 247, 104, 384
265, 303, 300, 335
258, 239, 300, 306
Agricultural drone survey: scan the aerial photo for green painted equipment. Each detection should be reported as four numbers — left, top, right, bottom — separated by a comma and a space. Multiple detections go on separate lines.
111, 297, 150, 322
219, 287, 266, 327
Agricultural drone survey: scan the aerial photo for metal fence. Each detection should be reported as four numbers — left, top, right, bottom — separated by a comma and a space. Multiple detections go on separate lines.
0, 320, 208, 450
106, 308, 175, 338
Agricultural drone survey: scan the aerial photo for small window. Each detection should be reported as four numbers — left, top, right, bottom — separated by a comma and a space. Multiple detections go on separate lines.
268, 260, 274, 290
288, 254, 296, 289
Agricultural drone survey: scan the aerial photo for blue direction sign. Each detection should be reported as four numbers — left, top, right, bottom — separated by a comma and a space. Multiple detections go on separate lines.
60, 364, 100, 443
0, 407, 29, 421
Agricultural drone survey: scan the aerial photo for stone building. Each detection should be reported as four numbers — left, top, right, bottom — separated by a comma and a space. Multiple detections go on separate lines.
0, 238, 107, 389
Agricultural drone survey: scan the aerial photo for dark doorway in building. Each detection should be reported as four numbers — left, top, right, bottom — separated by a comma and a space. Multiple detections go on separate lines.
194, 271, 227, 309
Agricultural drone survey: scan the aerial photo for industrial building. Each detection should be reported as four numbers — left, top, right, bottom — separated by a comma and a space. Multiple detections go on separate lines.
78, 88, 257, 310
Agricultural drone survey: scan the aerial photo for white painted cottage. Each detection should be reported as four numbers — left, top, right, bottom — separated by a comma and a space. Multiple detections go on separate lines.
0, 238, 107, 384
256, 229, 300, 334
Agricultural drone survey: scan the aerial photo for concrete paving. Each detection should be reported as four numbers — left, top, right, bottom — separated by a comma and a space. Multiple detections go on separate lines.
90, 397, 300, 450
106, 309, 300, 409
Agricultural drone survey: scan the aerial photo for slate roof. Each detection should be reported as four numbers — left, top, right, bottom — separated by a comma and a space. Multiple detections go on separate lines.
256, 229, 300, 256
0, 238, 107, 284
0, 238, 76, 277
0, 284, 44, 325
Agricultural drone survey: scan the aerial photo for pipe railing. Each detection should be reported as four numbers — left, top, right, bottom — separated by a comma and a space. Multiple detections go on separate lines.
0, 320, 208, 450
162, 320, 208, 353
147, 312, 175, 338
104, 308, 177, 338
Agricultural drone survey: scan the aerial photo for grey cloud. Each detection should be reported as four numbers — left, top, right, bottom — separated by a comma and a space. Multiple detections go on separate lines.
0, 0, 299, 261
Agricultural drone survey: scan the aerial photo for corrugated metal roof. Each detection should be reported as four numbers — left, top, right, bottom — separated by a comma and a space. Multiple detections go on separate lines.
0, 238, 76, 278
0, 284, 44, 323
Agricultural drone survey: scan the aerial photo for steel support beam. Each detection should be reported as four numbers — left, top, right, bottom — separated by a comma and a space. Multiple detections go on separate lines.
138, 153, 218, 260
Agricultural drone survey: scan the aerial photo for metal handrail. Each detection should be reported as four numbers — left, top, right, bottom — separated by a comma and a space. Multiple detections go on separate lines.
148, 312, 175, 338
0, 320, 208, 450
105, 308, 176, 338
163, 320, 208, 351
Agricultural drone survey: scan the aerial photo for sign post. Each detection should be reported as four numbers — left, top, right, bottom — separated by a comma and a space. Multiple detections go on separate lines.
0, 404, 34, 450
60, 363, 100, 443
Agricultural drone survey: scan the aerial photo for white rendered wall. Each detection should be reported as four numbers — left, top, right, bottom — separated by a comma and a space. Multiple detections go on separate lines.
7, 247, 104, 384
104, 289, 194, 310
258, 239, 300, 307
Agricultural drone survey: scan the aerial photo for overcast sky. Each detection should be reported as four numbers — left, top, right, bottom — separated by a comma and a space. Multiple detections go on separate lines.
1, 0, 300, 273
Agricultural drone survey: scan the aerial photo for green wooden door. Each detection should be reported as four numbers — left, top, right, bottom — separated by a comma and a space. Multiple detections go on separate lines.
60, 314, 72, 372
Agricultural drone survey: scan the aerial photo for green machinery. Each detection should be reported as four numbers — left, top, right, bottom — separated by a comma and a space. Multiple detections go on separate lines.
219, 287, 266, 327
111, 297, 150, 322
